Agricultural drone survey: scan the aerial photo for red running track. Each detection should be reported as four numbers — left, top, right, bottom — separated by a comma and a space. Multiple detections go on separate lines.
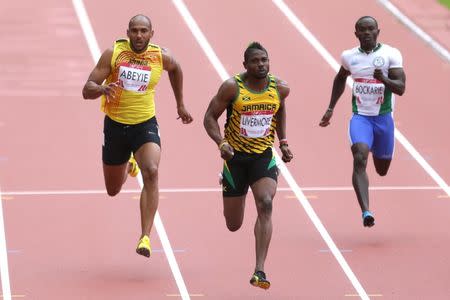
0, 0, 449, 299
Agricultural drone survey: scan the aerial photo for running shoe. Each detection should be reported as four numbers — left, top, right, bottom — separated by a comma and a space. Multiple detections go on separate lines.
136, 235, 151, 257
128, 154, 140, 177
250, 270, 270, 290
362, 210, 375, 227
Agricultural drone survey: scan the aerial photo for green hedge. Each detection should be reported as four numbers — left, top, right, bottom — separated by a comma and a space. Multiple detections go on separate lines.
439, 0, 450, 9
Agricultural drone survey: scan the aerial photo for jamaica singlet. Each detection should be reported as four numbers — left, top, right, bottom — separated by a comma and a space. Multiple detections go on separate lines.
224, 74, 280, 154
101, 39, 163, 125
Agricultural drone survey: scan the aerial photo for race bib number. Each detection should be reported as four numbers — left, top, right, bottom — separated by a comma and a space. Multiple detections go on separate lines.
118, 63, 151, 92
240, 112, 273, 138
353, 78, 385, 105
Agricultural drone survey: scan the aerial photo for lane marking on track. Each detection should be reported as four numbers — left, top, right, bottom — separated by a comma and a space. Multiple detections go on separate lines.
319, 249, 352, 253
345, 294, 383, 297
377, 0, 450, 62
166, 294, 204, 297
0, 187, 12, 300
71, 1, 190, 299
1, 185, 446, 196
0, 296, 25, 299
271, 0, 450, 202
171, 0, 369, 299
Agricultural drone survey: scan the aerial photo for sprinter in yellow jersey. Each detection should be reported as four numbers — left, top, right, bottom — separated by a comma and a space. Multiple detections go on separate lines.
82, 15, 193, 258
204, 42, 293, 289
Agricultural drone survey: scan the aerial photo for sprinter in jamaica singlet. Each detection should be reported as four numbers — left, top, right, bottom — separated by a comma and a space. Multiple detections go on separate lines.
82, 15, 193, 258
319, 16, 406, 228
204, 42, 294, 290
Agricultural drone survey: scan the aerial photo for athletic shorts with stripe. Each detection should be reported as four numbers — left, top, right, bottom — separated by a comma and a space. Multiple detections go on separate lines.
222, 147, 278, 197
102, 115, 161, 165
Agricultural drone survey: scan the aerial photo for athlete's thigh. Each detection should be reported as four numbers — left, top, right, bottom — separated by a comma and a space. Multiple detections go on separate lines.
372, 113, 395, 160
349, 114, 374, 149
103, 162, 128, 192
222, 152, 250, 198
103, 116, 131, 165
130, 117, 161, 155
222, 155, 249, 228
248, 148, 278, 187
251, 177, 277, 202
130, 117, 162, 170
134, 142, 161, 171
102, 116, 132, 189
223, 195, 246, 228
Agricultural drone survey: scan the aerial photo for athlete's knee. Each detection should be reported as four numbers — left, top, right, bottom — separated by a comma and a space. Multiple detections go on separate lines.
224, 210, 244, 231
377, 169, 388, 176
353, 151, 368, 170
375, 165, 389, 176
140, 164, 159, 182
225, 221, 242, 232
256, 196, 273, 216
106, 186, 121, 197
374, 158, 391, 176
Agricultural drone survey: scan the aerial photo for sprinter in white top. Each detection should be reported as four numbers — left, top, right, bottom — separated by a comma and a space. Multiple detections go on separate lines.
319, 16, 406, 227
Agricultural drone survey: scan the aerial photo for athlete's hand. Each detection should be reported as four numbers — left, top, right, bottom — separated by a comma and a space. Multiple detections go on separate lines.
219, 142, 234, 161
319, 109, 333, 127
177, 106, 194, 124
373, 69, 385, 82
101, 81, 121, 103
280, 145, 293, 163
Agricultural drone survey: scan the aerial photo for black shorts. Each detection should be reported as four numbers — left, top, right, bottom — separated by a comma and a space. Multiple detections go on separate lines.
222, 147, 278, 197
102, 115, 161, 165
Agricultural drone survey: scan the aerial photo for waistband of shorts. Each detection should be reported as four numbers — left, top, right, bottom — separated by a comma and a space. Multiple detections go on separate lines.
105, 115, 157, 127
233, 146, 272, 156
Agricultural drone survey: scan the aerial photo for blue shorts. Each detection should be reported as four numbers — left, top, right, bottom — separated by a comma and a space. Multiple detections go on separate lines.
348, 113, 395, 160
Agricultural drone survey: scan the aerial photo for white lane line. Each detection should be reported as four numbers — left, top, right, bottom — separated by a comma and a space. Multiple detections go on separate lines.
171, 0, 368, 299
0, 187, 12, 300
136, 175, 190, 300
71, 1, 190, 299
1, 185, 446, 196
71, 0, 100, 61
276, 163, 370, 300
377, 0, 450, 62
272, 0, 450, 197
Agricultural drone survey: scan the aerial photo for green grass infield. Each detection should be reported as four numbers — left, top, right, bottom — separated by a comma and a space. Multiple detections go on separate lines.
439, 0, 450, 9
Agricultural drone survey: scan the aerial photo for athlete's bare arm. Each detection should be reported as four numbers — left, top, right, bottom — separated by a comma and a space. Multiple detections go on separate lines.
82, 48, 118, 100
162, 48, 193, 124
203, 78, 237, 160
374, 67, 406, 96
319, 66, 351, 127
275, 79, 293, 163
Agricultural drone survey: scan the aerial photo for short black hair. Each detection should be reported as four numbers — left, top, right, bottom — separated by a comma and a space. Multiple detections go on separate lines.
355, 16, 378, 30
129, 14, 152, 30
244, 42, 268, 62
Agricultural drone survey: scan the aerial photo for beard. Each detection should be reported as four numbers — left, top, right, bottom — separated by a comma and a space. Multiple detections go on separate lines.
254, 69, 269, 79
130, 40, 150, 53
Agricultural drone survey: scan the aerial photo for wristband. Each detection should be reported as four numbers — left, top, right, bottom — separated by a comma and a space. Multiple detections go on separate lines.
279, 139, 288, 148
218, 139, 229, 150
327, 107, 334, 112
